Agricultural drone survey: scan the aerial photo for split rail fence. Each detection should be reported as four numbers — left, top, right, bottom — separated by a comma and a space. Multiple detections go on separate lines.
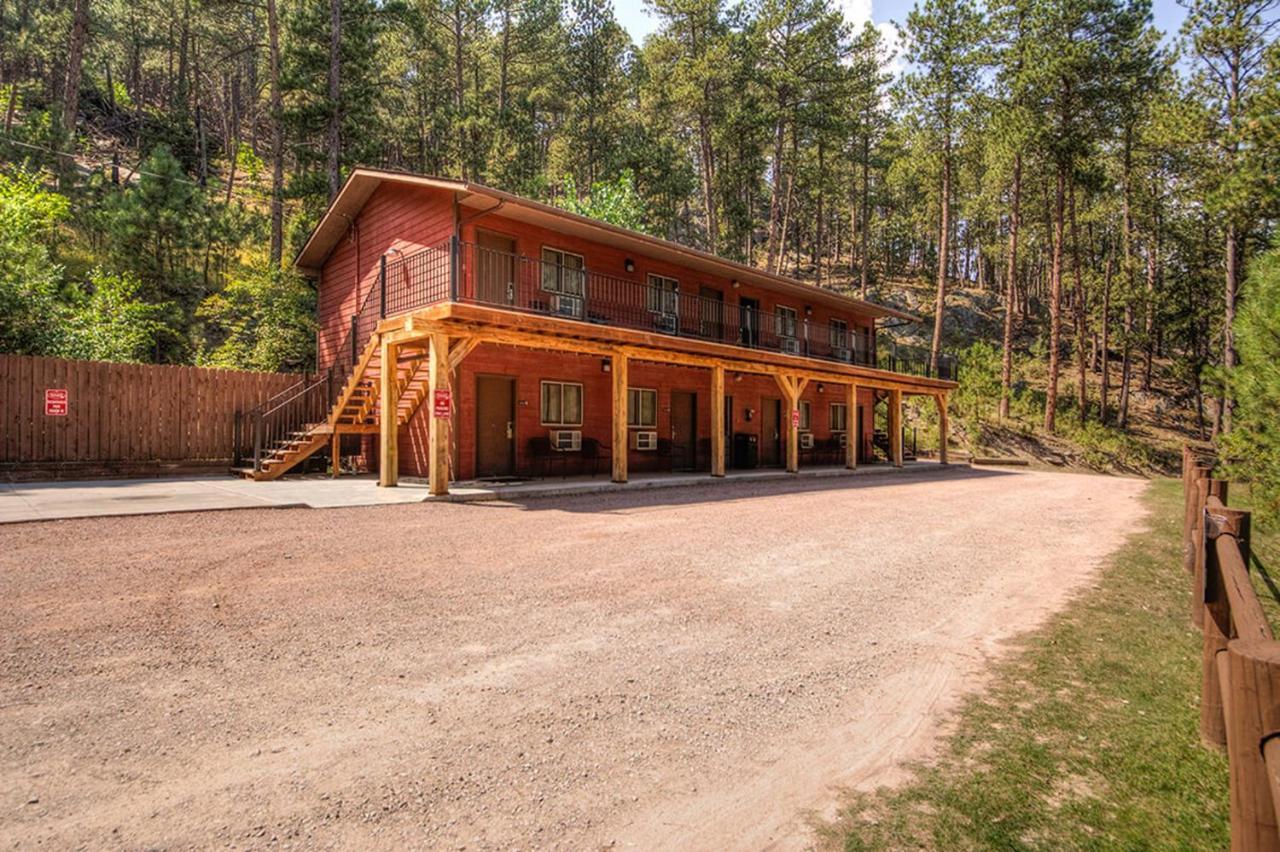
1184, 445, 1280, 850
0, 354, 306, 477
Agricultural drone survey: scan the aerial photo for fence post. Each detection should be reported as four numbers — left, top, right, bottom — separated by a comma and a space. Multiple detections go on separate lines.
1192, 467, 1212, 629
379, 254, 387, 319
450, 235, 460, 301
233, 411, 242, 468
1225, 639, 1280, 852
350, 315, 358, 366
252, 414, 263, 472
1202, 502, 1250, 749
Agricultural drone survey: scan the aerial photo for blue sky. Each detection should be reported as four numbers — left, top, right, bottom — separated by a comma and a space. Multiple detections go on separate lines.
614, 0, 1190, 59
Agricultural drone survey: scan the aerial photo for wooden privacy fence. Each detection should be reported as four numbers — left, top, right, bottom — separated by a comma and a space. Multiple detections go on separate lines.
1184, 445, 1280, 850
1, 354, 306, 476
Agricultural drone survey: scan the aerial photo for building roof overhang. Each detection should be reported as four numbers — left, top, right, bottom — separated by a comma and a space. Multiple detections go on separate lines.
295, 168, 922, 324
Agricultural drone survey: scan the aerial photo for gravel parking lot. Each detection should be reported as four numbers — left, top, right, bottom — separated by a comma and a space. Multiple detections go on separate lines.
0, 467, 1147, 850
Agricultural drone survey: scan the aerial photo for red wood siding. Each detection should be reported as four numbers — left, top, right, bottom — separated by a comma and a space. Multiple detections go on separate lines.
316, 183, 455, 369
398, 343, 876, 480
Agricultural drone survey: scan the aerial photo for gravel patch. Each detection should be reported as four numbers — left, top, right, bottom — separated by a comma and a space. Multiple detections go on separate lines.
0, 467, 1147, 849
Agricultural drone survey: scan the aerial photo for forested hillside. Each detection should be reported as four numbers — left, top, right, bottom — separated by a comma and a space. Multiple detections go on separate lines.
2, 0, 1278, 482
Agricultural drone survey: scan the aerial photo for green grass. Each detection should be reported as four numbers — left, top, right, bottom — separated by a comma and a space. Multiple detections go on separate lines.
830, 479, 1233, 850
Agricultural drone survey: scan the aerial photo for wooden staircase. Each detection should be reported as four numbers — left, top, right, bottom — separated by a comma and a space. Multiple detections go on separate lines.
235, 332, 442, 480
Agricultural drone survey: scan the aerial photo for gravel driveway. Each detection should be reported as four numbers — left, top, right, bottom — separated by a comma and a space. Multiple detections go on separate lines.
0, 467, 1147, 850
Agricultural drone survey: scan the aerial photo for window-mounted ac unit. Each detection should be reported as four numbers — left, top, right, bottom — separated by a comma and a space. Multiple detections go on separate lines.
780, 337, 801, 355
552, 294, 584, 319
832, 346, 852, 363
839, 432, 848, 448
550, 429, 582, 451
631, 430, 658, 451
654, 312, 679, 334
799, 432, 814, 449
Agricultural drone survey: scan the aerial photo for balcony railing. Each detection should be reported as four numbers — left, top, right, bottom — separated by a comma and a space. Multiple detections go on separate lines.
338, 238, 959, 382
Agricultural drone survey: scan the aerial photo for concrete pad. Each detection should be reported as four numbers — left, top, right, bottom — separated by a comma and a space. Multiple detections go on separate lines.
0, 462, 951, 523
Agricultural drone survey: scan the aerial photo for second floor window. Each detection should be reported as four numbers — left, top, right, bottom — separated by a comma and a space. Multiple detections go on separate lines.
541, 248, 585, 296
647, 274, 679, 314
775, 306, 798, 339
830, 318, 849, 349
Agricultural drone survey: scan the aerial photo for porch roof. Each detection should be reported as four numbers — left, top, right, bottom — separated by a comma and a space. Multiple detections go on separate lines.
295, 168, 921, 325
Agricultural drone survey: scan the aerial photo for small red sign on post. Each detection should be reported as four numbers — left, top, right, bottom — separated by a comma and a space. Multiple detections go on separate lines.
45, 388, 68, 417
433, 388, 452, 418
791, 408, 801, 428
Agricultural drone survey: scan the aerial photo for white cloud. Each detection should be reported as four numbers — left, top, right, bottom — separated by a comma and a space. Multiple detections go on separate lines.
835, 0, 874, 27
877, 20, 907, 78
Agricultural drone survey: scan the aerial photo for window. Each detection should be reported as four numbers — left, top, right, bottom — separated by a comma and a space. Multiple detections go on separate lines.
775, 305, 798, 339
541, 248, 585, 296
627, 388, 657, 427
798, 399, 811, 431
830, 402, 848, 433
830, 318, 849, 349
540, 381, 583, 426
647, 274, 679, 314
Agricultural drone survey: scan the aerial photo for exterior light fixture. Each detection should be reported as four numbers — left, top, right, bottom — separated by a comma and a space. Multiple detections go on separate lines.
624, 258, 636, 273
817, 383, 825, 393
601, 357, 612, 373
805, 305, 813, 316
732, 279, 740, 289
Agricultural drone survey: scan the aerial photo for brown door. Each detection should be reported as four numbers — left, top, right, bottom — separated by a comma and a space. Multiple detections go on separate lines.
475, 375, 515, 478
761, 397, 782, 467
670, 391, 697, 471
856, 403, 866, 464
477, 231, 516, 305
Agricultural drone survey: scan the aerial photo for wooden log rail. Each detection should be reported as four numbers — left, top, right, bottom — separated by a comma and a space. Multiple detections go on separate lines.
1184, 446, 1280, 850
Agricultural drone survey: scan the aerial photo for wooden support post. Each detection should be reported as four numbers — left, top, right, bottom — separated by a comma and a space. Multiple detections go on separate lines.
936, 393, 949, 465
612, 352, 628, 483
427, 332, 451, 496
774, 374, 806, 474
888, 388, 904, 467
711, 365, 725, 477
378, 336, 398, 487
845, 382, 858, 470
1225, 639, 1280, 852
331, 431, 340, 478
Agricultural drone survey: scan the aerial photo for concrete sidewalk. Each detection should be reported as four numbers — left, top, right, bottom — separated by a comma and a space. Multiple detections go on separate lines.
0, 462, 953, 524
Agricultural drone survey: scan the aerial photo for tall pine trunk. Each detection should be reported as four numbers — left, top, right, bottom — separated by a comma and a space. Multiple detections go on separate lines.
61, 0, 90, 136
267, 0, 284, 266
1100, 246, 1113, 424
998, 153, 1021, 421
1044, 163, 1066, 433
929, 134, 951, 376
1070, 182, 1087, 424
1220, 224, 1237, 433
326, 0, 342, 201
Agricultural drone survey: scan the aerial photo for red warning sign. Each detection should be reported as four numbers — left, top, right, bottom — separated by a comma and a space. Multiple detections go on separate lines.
45, 388, 68, 417
791, 408, 801, 428
433, 388, 452, 418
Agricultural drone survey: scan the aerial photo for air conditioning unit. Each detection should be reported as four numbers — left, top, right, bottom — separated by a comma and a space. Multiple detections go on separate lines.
780, 337, 800, 355
832, 346, 852, 363
552, 294, 584, 319
839, 432, 848, 448
654, 312, 679, 334
799, 432, 814, 449
631, 430, 658, 451
550, 429, 582, 451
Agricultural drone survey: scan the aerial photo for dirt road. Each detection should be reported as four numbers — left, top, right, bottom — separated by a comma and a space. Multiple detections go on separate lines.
0, 467, 1147, 849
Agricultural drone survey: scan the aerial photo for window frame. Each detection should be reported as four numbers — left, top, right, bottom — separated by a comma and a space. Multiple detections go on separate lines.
627, 387, 658, 428
775, 304, 799, 339
798, 399, 812, 431
829, 318, 849, 349
539, 380, 584, 427
540, 247, 586, 297
830, 402, 848, 433
647, 273, 680, 315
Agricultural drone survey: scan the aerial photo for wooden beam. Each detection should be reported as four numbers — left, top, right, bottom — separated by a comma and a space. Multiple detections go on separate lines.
846, 382, 858, 470
889, 387, 903, 468
774, 373, 801, 474
428, 332, 451, 496
378, 336, 398, 487
612, 352, 628, 483
937, 393, 949, 465
711, 365, 725, 477
331, 430, 340, 478
448, 336, 480, 371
